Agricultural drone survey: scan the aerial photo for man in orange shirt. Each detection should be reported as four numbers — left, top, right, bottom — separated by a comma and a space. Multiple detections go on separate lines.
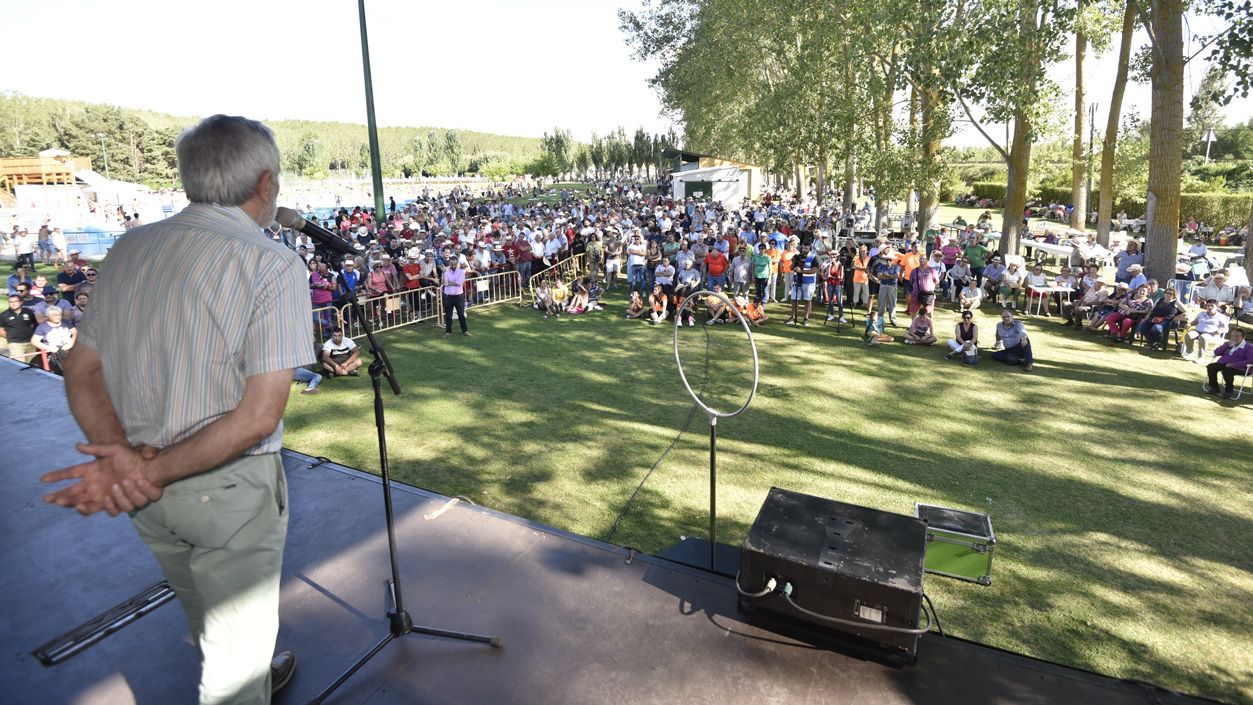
704, 247, 729, 289
851, 244, 871, 313
894, 242, 922, 304
778, 238, 799, 302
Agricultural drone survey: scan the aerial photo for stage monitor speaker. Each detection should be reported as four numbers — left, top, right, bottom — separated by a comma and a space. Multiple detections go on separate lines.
737, 487, 927, 656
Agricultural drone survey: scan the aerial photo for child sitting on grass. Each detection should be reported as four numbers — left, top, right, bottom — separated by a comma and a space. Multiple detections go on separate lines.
736, 295, 769, 326
585, 278, 604, 311
648, 284, 669, 325
568, 278, 590, 314
626, 290, 646, 319
864, 313, 894, 345
551, 277, 570, 314
903, 311, 937, 345
671, 287, 695, 327
535, 279, 560, 318
705, 286, 732, 324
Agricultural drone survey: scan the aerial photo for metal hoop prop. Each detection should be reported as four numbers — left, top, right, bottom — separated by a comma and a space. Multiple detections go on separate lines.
671, 289, 759, 574
671, 290, 760, 417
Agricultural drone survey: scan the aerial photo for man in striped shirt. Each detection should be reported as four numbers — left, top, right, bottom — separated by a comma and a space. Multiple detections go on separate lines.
42, 115, 311, 704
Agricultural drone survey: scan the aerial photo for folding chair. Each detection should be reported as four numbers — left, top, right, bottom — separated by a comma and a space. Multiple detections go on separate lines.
1168, 279, 1197, 307
1135, 317, 1185, 352
1202, 363, 1253, 400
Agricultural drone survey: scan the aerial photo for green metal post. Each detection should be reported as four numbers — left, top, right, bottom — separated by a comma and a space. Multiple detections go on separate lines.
358, 0, 386, 220
96, 133, 110, 181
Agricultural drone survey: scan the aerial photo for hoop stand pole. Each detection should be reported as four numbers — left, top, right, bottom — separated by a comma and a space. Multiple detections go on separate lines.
708, 414, 717, 573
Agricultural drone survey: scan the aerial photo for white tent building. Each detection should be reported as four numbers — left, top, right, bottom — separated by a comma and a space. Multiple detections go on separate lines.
670, 165, 754, 204
663, 148, 763, 204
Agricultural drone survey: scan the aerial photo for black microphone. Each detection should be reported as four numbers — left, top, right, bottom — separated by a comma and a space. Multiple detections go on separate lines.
275, 207, 356, 258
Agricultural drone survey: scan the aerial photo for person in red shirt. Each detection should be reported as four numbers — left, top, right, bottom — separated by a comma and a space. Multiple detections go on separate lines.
501, 236, 519, 269
401, 251, 423, 290
704, 248, 729, 289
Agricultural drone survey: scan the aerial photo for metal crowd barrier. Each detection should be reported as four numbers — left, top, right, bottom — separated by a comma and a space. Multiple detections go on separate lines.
310, 272, 525, 345
527, 253, 587, 292
465, 270, 524, 311
310, 304, 344, 349
334, 286, 443, 340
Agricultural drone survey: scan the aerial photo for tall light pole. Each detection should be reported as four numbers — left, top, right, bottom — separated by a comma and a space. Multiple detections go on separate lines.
95, 132, 110, 180
358, 0, 386, 221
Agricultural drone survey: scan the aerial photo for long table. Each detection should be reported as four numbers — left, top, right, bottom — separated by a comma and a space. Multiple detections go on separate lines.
1022, 240, 1074, 266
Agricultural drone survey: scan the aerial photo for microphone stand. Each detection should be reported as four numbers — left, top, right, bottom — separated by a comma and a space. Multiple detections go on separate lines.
308, 286, 501, 705
707, 413, 718, 573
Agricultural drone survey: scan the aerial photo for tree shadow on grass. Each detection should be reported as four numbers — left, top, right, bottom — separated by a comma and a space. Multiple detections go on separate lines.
281, 302, 1252, 703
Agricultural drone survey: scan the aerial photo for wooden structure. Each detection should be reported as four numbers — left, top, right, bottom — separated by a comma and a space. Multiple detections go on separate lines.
0, 155, 92, 198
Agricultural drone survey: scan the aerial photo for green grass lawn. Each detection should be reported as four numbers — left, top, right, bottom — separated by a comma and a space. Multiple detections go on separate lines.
502, 181, 595, 207
283, 287, 1251, 704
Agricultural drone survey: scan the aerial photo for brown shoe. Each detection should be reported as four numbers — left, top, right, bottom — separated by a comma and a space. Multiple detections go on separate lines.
271, 651, 296, 694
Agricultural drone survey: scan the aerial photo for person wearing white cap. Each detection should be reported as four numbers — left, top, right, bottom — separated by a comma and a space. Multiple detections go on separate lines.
1126, 263, 1147, 291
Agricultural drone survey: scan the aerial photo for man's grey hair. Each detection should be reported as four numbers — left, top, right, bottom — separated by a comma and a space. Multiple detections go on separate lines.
176, 115, 280, 206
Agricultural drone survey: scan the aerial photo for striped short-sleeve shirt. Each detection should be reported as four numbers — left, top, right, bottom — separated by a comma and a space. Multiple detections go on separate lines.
77, 204, 314, 454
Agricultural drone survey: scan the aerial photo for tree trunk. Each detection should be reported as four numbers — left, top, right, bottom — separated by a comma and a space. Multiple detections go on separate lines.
1097, 0, 1137, 247
817, 156, 827, 201
1144, 0, 1184, 284
917, 88, 942, 238
1000, 1, 1040, 256
908, 87, 920, 216
793, 157, 803, 199
842, 50, 857, 213
843, 151, 856, 212
1070, 0, 1088, 230
1246, 197, 1252, 266
1002, 108, 1032, 255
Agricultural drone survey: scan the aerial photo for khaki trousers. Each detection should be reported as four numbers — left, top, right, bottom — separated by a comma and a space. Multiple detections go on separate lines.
131, 453, 288, 705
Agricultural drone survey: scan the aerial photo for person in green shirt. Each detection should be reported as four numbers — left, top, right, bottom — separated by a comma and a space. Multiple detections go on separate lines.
662, 233, 681, 265
752, 243, 773, 303
963, 240, 991, 287
924, 226, 941, 257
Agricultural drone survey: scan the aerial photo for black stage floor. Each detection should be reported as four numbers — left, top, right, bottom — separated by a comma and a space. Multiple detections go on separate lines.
0, 360, 1220, 705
